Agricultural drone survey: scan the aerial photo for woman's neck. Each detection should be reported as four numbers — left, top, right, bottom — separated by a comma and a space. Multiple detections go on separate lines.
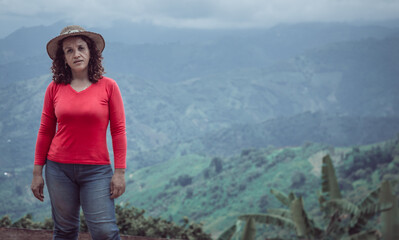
71, 70, 90, 83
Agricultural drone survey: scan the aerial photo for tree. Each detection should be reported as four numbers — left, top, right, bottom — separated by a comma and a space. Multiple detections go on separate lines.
211, 157, 223, 174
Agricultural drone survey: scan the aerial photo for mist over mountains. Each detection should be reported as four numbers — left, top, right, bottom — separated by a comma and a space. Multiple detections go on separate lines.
0, 21, 399, 170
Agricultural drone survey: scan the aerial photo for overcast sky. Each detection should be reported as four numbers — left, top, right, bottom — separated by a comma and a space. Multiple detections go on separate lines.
1, 0, 399, 38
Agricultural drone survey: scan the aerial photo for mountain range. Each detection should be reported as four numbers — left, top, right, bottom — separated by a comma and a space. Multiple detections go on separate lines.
1, 21, 399, 170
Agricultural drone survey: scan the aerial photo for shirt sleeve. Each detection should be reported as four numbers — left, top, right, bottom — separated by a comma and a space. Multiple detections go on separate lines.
109, 80, 127, 169
34, 82, 57, 165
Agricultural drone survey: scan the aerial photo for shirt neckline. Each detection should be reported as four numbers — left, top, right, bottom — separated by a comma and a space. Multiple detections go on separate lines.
68, 82, 93, 93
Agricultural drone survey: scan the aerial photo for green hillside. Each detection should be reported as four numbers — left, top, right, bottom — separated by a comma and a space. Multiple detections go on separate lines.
118, 136, 399, 237
1, 136, 398, 237
131, 112, 399, 169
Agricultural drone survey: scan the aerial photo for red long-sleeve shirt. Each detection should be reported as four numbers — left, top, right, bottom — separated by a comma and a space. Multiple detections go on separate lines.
34, 76, 127, 168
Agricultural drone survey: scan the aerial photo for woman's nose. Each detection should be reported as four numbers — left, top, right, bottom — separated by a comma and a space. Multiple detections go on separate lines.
73, 49, 80, 58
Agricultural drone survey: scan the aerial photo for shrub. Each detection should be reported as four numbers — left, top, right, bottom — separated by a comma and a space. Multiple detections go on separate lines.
175, 174, 193, 187
210, 157, 223, 174
290, 171, 306, 188
0, 215, 12, 227
1, 204, 212, 240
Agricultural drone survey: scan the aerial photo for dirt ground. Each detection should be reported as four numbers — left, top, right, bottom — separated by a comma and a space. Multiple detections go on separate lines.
0, 227, 172, 240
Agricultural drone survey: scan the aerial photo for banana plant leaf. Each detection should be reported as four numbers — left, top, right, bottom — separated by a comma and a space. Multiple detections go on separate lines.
217, 224, 237, 240
267, 209, 292, 219
241, 217, 256, 240
270, 189, 292, 207
358, 186, 380, 210
238, 214, 296, 230
321, 155, 342, 202
379, 181, 399, 240
325, 211, 347, 237
326, 199, 361, 217
290, 197, 312, 238
288, 192, 296, 202
341, 230, 380, 240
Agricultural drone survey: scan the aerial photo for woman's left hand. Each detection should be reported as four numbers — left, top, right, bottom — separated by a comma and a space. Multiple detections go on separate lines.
110, 168, 126, 199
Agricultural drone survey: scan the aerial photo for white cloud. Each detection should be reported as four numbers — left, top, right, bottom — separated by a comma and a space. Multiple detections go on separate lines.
1, 0, 399, 36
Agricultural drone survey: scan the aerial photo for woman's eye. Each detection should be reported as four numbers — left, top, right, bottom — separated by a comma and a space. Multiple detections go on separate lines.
79, 46, 85, 51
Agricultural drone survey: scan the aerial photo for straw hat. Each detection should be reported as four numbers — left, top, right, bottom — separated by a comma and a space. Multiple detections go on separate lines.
46, 25, 105, 60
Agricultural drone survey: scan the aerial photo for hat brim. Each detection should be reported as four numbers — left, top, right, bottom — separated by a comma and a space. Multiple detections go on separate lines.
46, 31, 105, 60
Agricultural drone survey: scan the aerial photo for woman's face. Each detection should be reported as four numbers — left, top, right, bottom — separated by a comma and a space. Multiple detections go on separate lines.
62, 36, 90, 75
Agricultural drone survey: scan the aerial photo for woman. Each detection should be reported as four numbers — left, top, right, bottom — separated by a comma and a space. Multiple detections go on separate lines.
31, 25, 127, 240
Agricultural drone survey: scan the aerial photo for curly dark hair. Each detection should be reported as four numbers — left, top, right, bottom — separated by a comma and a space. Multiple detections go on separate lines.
51, 35, 105, 84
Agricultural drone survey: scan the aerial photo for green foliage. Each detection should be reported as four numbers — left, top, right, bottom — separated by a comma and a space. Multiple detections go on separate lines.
0, 204, 211, 240
342, 145, 394, 182
326, 199, 360, 220
258, 195, 270, 212
79, 212, 88, 232
11, 214, 36, 229
241, 217, 256, 240
4, 213, 52, 230
203, 157, 224, 179
217, 224, 236, 240
341, 230, 380, 240
114, 204, 211, 239
0, 215, 12, 227
267, 209, 291, 219
379, 181, 399, 240
220, 154, 397, 239
175, 174, 193, 187
40, 218, 54, 230
119, 138, 399, 236
358, 187, 380, 210
239, 214, 295, 230
290, 171, 306, 188
321, 155, 342, 202
211, 157, 224, 174
2, 137, 398, 237
322, 165, 395, 239
290, 197, 314, 238
270, 189, 293, 207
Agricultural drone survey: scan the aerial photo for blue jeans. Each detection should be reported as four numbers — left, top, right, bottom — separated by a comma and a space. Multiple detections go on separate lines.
45, 160, 121, 240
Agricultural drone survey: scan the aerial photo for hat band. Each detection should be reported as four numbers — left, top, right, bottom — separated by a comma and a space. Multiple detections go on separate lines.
62, 29, 84, 35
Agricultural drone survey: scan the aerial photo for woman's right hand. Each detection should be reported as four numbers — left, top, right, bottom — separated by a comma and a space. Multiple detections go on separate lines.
31, 165, 45, 202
